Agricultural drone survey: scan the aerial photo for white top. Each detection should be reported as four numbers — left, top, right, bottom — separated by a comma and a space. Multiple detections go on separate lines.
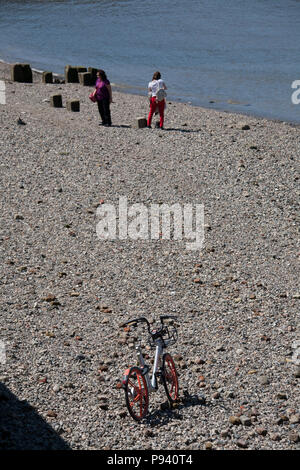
148, 78, 167, 97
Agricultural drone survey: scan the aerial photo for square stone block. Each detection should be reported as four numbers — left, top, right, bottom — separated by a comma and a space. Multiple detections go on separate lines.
133, 117, 147, 128
65, 65, 79, 83
42, 71, 53, 84
78, 72, 92, 86
50, 94, 63, 107
88, 67, 98, 85
11, 63, 33, 83
66, 99, 80, 112
76, 66, 87, 74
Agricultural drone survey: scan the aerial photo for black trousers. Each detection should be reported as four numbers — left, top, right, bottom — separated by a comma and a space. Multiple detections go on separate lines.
97, 98, 111, 126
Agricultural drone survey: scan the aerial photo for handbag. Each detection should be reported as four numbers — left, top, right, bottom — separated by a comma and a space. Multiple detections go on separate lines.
89, 91, 97, 103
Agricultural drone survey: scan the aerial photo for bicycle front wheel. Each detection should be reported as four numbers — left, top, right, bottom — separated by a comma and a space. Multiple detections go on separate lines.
124, 367, 149, 421
162, 353, 179, 403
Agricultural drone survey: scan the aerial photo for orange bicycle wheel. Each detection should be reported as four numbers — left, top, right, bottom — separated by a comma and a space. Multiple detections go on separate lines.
124, 367, 149, 421
162, 353, 179, 403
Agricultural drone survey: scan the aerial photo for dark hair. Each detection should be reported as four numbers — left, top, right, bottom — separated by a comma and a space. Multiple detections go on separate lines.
97, 69, 108, 81
152, 71, 161, 80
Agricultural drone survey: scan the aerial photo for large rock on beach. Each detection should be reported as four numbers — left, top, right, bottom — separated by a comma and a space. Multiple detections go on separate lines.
10, 63, 33, 83
237, 121, 251, 130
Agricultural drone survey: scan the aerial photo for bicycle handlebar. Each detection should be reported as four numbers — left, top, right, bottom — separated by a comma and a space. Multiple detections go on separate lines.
120, 316, 178, 329
120, 315, 179, 344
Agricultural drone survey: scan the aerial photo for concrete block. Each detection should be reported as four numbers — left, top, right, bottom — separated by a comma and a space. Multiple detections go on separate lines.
50, 94, 63, 108
11, 63, 33, 83
76, 66, 87, 74
66, 99, 80, 112
42, 71, 53, 84
133, 117, 147, 129
64, 65, 79, 83
88, 67, 98, 85
78, 72, 92, 86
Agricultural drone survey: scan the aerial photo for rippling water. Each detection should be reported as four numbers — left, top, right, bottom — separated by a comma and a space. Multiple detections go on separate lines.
1, 0, 300, 122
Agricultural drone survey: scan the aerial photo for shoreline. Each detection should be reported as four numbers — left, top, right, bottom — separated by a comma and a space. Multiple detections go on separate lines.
1, 57, 299, 127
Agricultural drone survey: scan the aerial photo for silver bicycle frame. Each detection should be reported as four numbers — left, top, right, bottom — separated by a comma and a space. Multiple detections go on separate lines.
136, 336, 171, 393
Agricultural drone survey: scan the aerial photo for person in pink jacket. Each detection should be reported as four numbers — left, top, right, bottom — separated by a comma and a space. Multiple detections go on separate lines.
94, 69, 112, 127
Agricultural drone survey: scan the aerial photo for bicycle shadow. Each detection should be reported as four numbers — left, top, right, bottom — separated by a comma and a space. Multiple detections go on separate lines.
144, 391, 207, 427
0, 382, 71, 450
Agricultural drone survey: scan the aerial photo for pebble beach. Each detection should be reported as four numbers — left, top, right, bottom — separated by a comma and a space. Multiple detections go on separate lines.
0, 61, 299, 450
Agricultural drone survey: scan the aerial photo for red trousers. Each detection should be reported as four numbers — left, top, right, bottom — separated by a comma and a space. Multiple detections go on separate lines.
147, 97, 164, 128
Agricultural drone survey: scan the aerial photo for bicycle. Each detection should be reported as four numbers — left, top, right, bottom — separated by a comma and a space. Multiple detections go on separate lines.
119, 315, 179, 421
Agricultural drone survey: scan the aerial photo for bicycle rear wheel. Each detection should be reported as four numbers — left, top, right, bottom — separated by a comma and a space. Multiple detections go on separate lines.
161, 353, 179, 403
124, 366, 149, 421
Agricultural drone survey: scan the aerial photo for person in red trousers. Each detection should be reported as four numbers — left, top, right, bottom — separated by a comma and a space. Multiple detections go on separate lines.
147, 71, 167, 129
